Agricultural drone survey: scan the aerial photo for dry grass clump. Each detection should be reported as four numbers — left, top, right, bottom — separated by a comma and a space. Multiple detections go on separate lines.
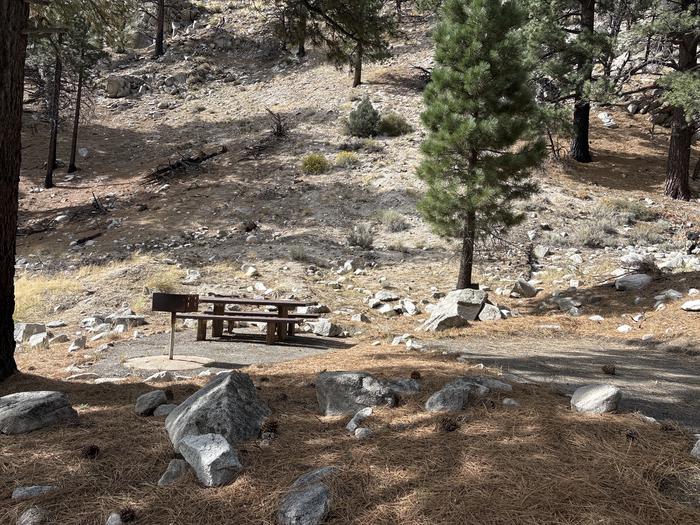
335, 151, 360, 167
1, 342, 699, 524
14, 274, 83, 321
598, 197, 660, 223
378, 209, 410, 232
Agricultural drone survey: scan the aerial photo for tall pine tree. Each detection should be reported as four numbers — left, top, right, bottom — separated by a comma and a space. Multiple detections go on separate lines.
418, 0, 546, 289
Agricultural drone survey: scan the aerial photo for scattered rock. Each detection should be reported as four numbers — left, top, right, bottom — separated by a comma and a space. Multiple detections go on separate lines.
691, 439, 700, 460
478, 302, 503, 321
157, 458, 190, 486
315, 371, 398, 416
425, 378, 485, 413
570, 384, 621, 414
165, 372, 270, 452
277, 467, 337, 525
145, 371, 176, 382
11, 485, 58, 500
617, 324, 633, 334
68, 336, 86, 352
179, 433, 243, 487
378, 303, 401, 317
153, 404, 178, 417
421, 289, 487, 331
135, 390, 168, 416
374, 290, 399, 302
0, 391, 79, 434
351, 313, 370, 323
28, 333, 49, 349
309, 319, 343, 337
400, 299, 419, 316
354, 427, 373, 440
681, 300, 700, 312
105, 512, 123, 525
502, 398, 520, 407
615, 274, 652, 291
14, 323, 46, 343
17, 505, 47, 525
346, 407, 372, 432
105, 75, 131, 98
511, 278, 538, 298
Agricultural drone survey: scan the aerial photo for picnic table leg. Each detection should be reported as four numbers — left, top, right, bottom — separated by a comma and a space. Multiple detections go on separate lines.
196, 319, 207, 341
277, 306, 289, 342
169, 312, 176, 359
287, 321, 295, 337
212, 304, 224, 337
266, 323, 276, 344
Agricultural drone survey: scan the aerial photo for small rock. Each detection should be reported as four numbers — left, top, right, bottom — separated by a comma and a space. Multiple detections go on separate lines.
68, 336, 86, 352
12, 485, 58, 500
135, 390, 167, 416
0, 391, 78, 434
512, 279, 538, 298
153, 404, 178, 417
681, 300, 700, 312
615, 274, 652, 291
17, 505, 47, 525
691, 439, 700, 460
346, 407, 372, 433
617, 324, 633, 333
374, 290, 400, 302
28, 333, 49, 349
354, 427, 373, 440
105, 512, 123, 525
277, 467, 337, 525
179, 433, 243, 487
570, 384, 621, 414
502, 398, 520, 407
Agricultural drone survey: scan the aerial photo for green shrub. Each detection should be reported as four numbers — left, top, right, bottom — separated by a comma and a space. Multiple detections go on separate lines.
301, 153, 330, 174
378, 112, 413, 136
346, 97, 380, 137
335, 151, 360, 167
379, 210, 410, 232
348, 223, 374, 249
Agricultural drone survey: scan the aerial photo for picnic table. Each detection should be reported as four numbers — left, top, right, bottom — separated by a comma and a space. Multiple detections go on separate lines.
152, 293, 320, 357
193, 296, 317, 343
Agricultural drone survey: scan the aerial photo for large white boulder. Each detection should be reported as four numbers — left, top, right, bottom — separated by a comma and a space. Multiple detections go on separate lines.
421, 289, 487, 332
165, 372, 270, 451
570, 384, 621, 414
277, 467, 337, 525
179, 433, 242, 487
0, 391, 78, 434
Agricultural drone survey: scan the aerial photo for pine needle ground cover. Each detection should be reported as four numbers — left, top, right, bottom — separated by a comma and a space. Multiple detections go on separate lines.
2, 344, 699, 524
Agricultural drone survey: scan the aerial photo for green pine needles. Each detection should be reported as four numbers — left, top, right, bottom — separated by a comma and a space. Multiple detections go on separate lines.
417, 0, 546, 289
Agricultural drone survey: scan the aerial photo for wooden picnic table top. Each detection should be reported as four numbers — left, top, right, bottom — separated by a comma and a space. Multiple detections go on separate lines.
198, 296, 316, 307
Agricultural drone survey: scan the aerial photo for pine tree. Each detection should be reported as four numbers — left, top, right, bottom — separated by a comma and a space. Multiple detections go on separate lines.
418, 0, 546, 289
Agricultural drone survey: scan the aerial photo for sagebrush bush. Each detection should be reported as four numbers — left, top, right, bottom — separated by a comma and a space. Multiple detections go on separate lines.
290, 245, 314, 263
346, 97, 380, 137
348, 223, 374, 249
598, 198, 659, 224
629, 222, 668, 245
335, 151, 360, 167
301, 153, 330, 174
378, 112, 413, 136
570, 222, 618, 248
379, 210, 410, 232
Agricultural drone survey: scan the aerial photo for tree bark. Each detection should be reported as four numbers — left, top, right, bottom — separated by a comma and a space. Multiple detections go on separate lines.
68, 57, 84, 173
296, 8, 307, 58
154, 0, 165, 58
353, 42, 363, 87
0, 0, 29, 381
45, 36, 62, 189
664, 1, 696, 201
569, 0, 595, 163
456, 211, 477, 289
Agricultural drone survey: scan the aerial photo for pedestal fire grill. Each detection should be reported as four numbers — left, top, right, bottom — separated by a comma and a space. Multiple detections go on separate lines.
151, 293, 199, 359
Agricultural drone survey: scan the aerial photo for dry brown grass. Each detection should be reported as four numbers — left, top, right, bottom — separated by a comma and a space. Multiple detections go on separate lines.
14, 275, 83, 322
2, 344, 699, 524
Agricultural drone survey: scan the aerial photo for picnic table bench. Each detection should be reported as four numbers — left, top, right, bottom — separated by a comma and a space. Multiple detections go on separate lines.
152, 293, 320, 360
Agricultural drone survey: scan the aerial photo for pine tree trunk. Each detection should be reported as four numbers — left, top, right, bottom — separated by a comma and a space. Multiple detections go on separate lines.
45, 36, 62, 190
665, 107, 692, 200
570, 101, 592, 162
569, 0, 595, 163
0, 0, 29, 381
664, 3, 696, 201
456, 211, 477, 289
68, 62, 84, 174
154, 0, 165, 57
296, 9, 307, 58
353, 43, 363, 87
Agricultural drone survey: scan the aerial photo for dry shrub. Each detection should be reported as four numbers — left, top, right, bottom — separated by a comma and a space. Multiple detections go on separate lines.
14, 274, 82, 322
300, 153, 330, 175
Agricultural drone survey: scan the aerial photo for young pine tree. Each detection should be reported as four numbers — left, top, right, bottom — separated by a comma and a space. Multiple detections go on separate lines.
418, 0, 546, 289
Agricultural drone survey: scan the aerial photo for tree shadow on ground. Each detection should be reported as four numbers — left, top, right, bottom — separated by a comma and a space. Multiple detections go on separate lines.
1, 361, 699, 524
